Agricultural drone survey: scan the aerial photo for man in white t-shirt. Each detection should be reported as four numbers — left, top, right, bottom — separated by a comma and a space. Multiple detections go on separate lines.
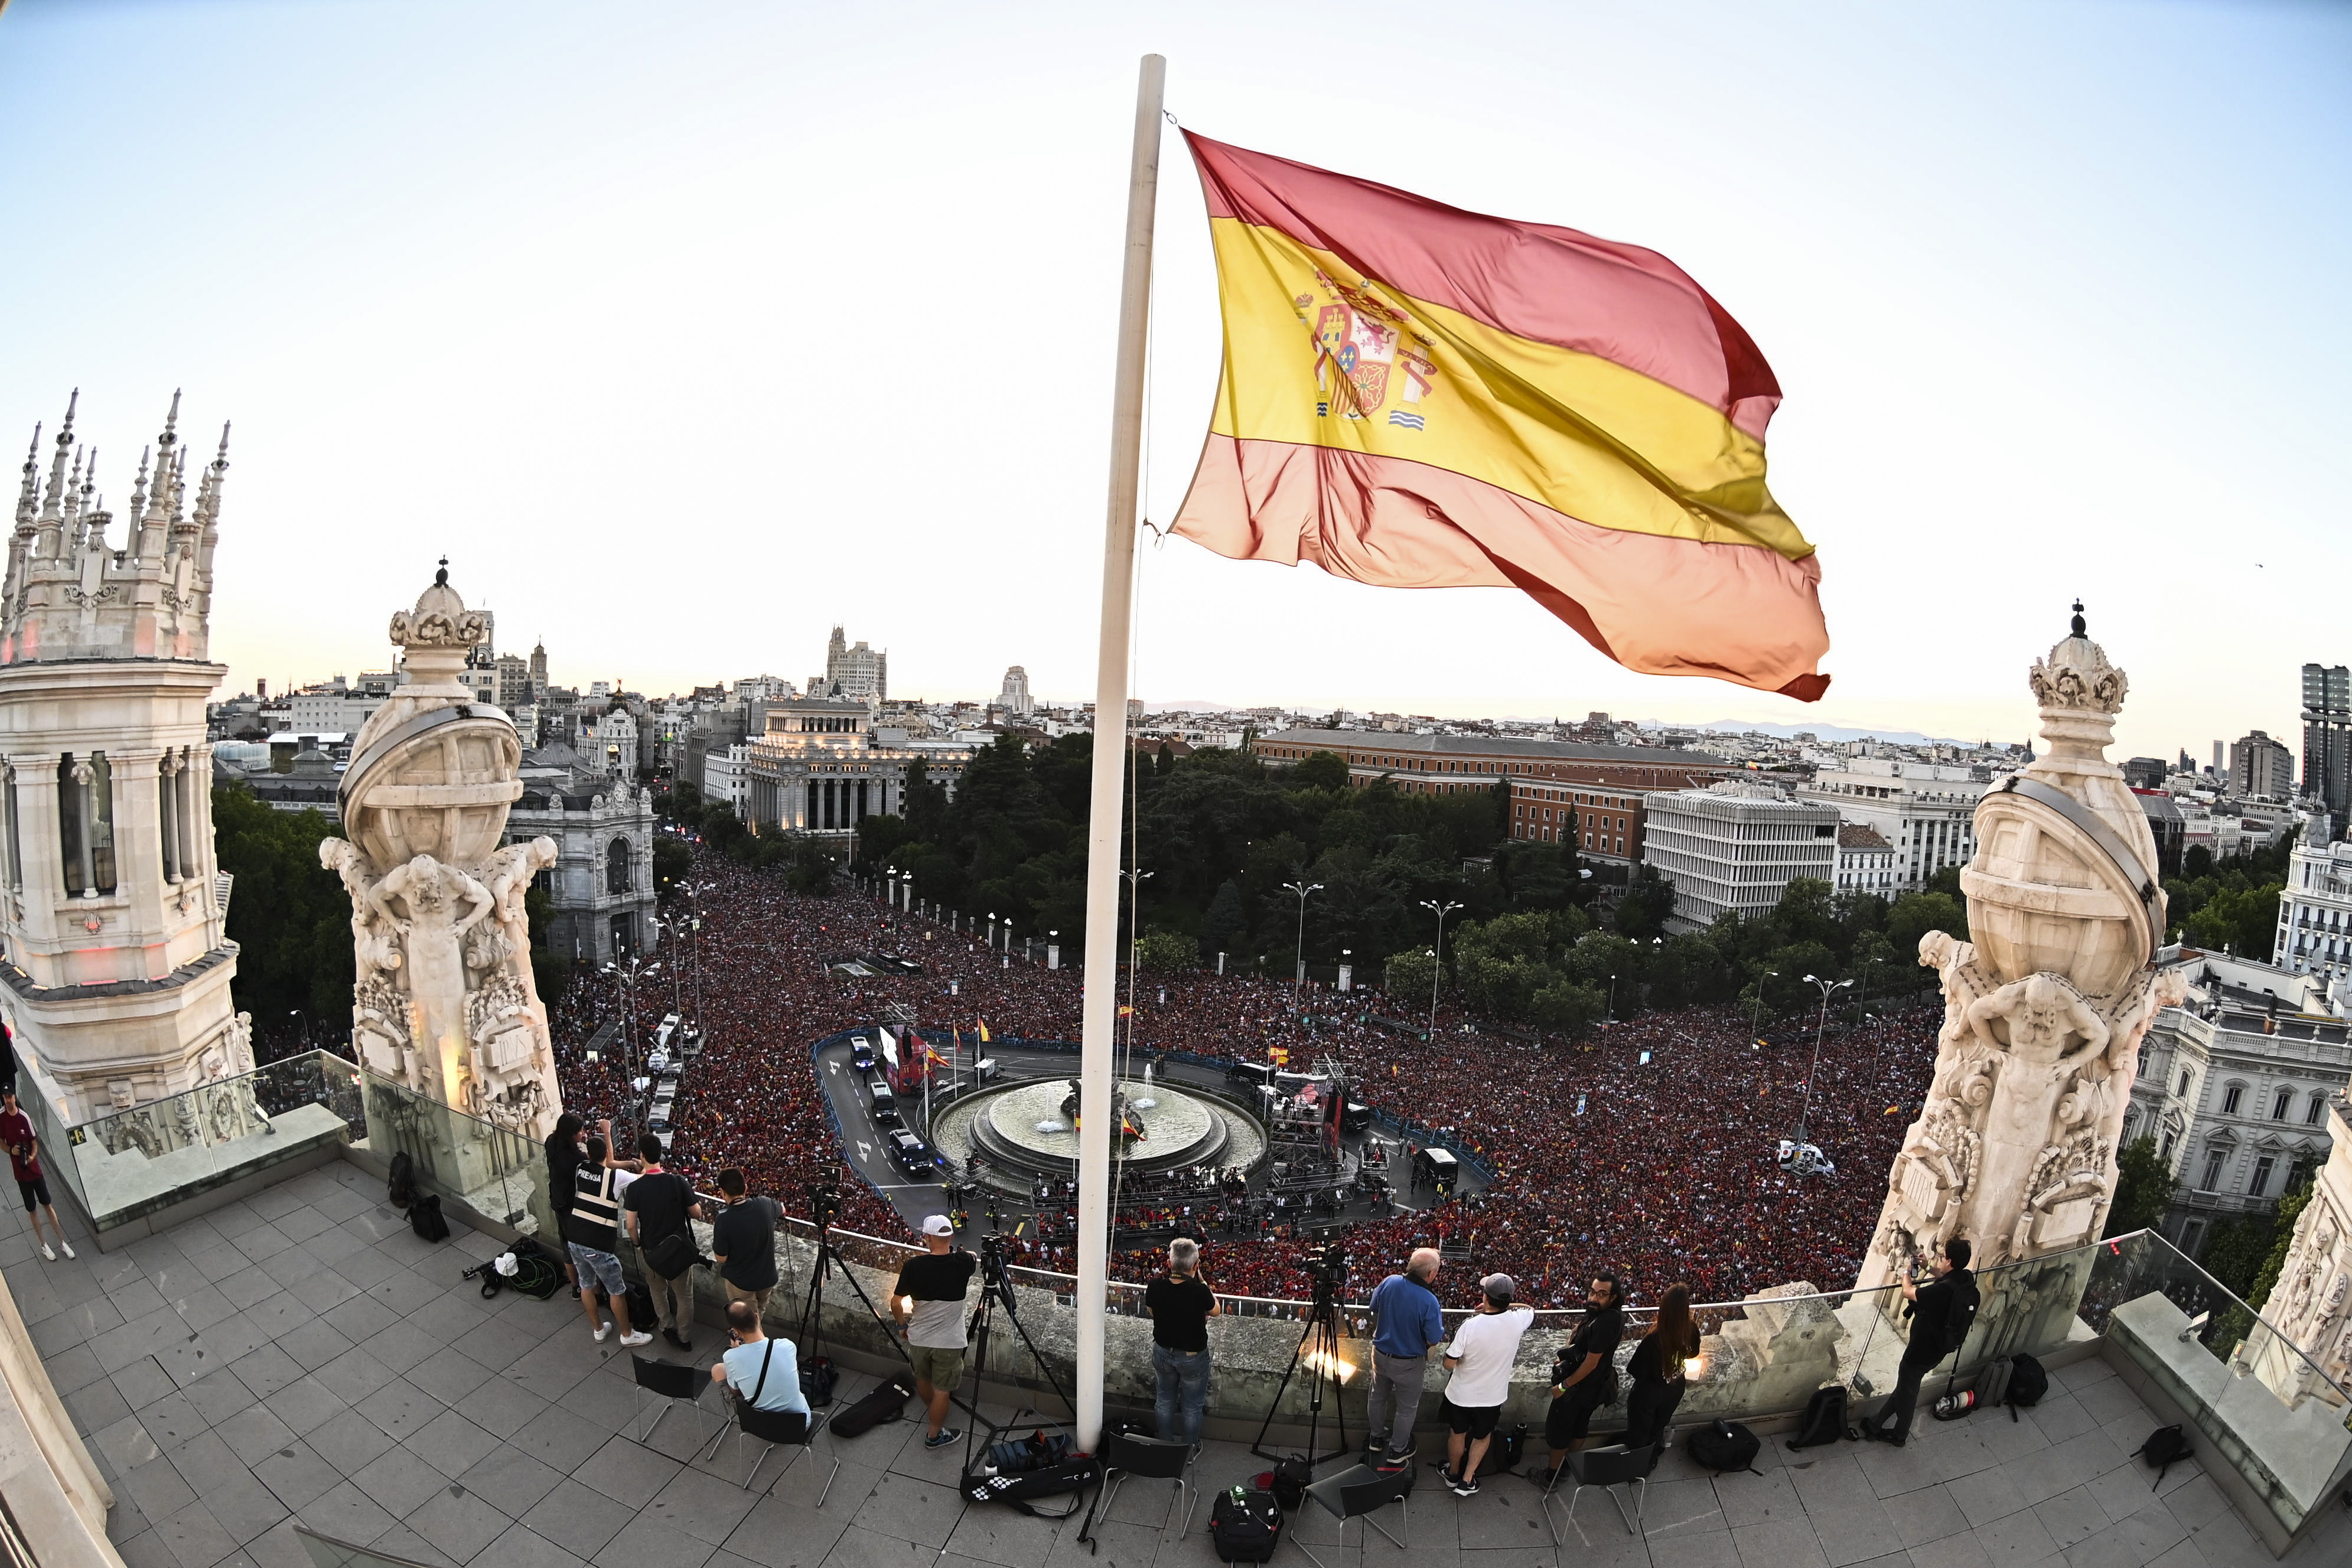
1433, 1273, 1533, 1497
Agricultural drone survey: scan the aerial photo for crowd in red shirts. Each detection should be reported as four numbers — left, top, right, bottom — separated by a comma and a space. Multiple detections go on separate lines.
549, 847, 1936, 1309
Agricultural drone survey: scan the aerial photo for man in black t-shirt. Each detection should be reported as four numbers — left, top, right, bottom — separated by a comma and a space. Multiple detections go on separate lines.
1864, 1237, 1977, 1446
1142, 1237, 1220, 1445
710, 1167, 781, 1322
623, 1133, 705, 1351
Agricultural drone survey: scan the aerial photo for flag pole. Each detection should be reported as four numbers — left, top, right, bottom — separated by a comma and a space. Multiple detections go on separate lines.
1074, 50, 1164, 1453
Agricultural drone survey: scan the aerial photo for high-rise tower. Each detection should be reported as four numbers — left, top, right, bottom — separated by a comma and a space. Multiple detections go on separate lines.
2301, 663, 2350, 824
0, 393, 246, 1122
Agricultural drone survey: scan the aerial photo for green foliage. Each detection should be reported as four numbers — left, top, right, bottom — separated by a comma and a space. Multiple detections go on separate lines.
659, 781, 703, 822
785, 837, 836, 896
2198, 1212, 2279, 1299
525, 884, 573, 1004
2163, 828, 2299, 951
1385, 948, 1437, 1000
211, 785, 357, 1029
651, 836, 693, 894
1133, 928, 1200, 972
1290, 749, 1353, 793
2245, 1175, 2315, 1313
2105, 1135, 2176, 1238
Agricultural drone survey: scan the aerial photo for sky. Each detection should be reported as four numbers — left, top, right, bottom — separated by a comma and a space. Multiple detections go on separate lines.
0, 0, 2345, 761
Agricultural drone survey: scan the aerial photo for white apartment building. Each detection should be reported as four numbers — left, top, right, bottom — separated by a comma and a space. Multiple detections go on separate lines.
1643, 780, 1839, 933
590, 709, 639, 780
702, 743, 750, 814
2126, 951, 2351, 1259
1834, 822, 1898, 895
1797, 758, 1989, 889
2275, 837, 2352, 991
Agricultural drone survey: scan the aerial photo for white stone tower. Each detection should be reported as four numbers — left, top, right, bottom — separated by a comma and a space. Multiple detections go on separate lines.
1865, 607, 2184, 1301
322, 565, 563, 1140
0, 392, 247, 1123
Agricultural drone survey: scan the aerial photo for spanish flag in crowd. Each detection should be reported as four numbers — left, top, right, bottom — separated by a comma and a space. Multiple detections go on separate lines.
1172, 135, 1829, 699
976, 1019, 991, 1044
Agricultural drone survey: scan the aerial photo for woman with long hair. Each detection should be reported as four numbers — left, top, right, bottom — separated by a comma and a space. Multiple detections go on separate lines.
1623, 1283, 1702, 1452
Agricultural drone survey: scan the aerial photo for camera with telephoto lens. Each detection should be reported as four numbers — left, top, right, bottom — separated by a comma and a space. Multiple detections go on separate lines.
1304, 1242, 1346, 1292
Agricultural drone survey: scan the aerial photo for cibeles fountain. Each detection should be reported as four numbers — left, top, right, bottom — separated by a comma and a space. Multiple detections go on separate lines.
324, 566, 563, 1205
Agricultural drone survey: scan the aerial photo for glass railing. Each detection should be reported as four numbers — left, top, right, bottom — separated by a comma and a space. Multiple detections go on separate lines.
346, 1065, 562, 1241
28, 1051, 364, 1231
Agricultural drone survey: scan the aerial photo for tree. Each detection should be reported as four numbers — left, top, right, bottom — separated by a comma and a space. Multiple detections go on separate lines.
786, 838, 835, 896
211, 784, 357, 1035
2105, 1135, 2175, 1238
1288, 749, 1352, 793
1385, 949, 1438, 1005
651, 836, 692, 895
1529, 979, 1606, 1039
1199, 881, 1247, 961
2198, 1212, 2278, 1298
2245, 1175, 2315, 1312
1612, 866, 1677, 940
526, 885, 572, 1004
1133, 929, 1200, 971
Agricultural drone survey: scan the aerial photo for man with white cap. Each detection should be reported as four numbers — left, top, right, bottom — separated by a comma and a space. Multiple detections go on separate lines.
891, 1214, 976, 1449
1434, 1273, 1534, 1497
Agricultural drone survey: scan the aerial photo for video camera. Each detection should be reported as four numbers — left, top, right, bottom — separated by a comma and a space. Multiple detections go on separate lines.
807, 1181, 843, 1229
1304, 1241, 1346, 1297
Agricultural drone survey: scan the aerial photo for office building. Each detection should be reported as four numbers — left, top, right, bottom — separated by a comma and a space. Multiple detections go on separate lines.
2232, 729, 2296, 799
1642, 780, 1838, 932
2301, 662, 2351, 820
1796, 758, 1989, 889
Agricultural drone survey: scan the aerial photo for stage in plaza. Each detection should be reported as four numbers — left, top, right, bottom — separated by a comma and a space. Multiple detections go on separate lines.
930, 1074, 1268, 1188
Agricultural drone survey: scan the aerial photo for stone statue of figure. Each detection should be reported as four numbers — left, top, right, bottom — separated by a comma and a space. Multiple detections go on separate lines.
472, 837, 557, 973
372, 855, 494, 1067
321, 839, 404, 979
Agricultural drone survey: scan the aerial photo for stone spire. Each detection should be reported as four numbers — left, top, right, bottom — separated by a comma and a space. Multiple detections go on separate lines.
1, 392, 229, 667
14, 423, 39, 532
1862, 609, 2183, 1302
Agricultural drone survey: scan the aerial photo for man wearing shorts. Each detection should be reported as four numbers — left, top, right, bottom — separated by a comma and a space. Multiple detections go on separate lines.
562, 1135, 651, 1348
1434, 1273, 1533, 1497
891, 1214, 976, 1450
0, 1085, 70, 1261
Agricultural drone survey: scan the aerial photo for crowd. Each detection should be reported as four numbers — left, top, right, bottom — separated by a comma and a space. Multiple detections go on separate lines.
550, 845, 1939, 1311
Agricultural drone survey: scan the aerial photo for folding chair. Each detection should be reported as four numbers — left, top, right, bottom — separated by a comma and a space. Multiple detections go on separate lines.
631, 1354, 716, 1446
1294, 1462, 1413, 1568
1089, 1429, 1199, 1540
704, 1400, 840, 1500
1539, 1442, 1654, 1543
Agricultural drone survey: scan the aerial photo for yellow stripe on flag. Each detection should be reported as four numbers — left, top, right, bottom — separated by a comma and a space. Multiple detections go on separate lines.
1204, 217, 1811, 562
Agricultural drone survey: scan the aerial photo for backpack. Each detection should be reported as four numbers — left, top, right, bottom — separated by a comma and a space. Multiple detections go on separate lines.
409, 1192, 451, 1243
1787, 1385, 1849, 1449
1686, 1420, 1762, 1476
1209, 1486, 1283, 1562
1975, 1355, 2015, 1416
1485, 1423, 1528, 1475
1941, 1274, 1980, 1357
387, 1151, 417, 1210
800, 1355, 838, 1407
2004, 1353, 2048, 1414
2133, 1424, 2191, 1490
978, 1430, 1075, 1478
1267, 1455, 1312, 1511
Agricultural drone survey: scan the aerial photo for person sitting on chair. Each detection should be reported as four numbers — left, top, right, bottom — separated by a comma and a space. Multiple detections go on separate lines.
710, 1299, 809, 1417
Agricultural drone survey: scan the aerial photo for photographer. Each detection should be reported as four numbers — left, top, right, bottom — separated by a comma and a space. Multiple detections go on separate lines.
709, 1299, 809, 1417
1435, 1273, 1533, 1498
623, 1133, 705, 1352
711, 1168, 781, 1323
1364, 1247, 1444, 1464
1862, 1238, 1976, 1447
891, 1214, 976, 1450
1143, 1237, 1219, 1446
1532, 1272, 1625, 1486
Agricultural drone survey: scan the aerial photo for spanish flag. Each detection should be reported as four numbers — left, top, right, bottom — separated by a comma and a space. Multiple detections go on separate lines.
976, 1019, 991, 1044
1173, 135, 1829, 699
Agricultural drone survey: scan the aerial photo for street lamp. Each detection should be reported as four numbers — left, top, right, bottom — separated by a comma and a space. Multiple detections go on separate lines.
1282, 881, 1324, 1002
1748, 970, 1777, 1044
598, 952, 664, 1140
1797, 974, 1852, 1148
1419, 898, 1462, 1043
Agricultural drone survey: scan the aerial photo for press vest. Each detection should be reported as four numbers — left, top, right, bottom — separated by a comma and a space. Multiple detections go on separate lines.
568, 1166, 622, 1253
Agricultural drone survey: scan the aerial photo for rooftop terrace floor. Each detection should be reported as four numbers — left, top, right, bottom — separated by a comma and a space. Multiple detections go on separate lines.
8, 1160, 2349, 1568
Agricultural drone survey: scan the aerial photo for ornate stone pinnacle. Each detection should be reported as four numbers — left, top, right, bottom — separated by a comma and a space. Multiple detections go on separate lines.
388, 563, 488, 650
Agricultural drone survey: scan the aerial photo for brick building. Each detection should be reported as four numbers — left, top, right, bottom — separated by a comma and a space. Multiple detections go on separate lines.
1256, 729, 1728, 800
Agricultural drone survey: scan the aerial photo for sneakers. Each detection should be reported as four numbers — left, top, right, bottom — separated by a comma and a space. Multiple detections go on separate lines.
664, 1329, 692, 1352
1377, 1451, 1413, 1471
594, 1322, 614, 1342
924, 1428, 962, 1449
1528, 1467, 1560, 1489
38, 1244, 54, 1261
1448, 1472, 1481, 1498
618, 1330, 653, 1348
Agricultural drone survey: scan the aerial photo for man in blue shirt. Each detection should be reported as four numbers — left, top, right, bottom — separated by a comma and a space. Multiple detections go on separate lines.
708, 1300, 810, 1419
1363, 1247, 1445, 1463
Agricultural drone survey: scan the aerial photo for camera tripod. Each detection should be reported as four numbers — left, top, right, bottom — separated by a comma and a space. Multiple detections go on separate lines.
1252, 1246, 1353, 1469
961, 1233, 1076, 1476
796, 1188, 919, 1383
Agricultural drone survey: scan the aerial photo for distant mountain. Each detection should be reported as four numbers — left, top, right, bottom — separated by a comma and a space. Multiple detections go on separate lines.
1669, 719, 1971, 746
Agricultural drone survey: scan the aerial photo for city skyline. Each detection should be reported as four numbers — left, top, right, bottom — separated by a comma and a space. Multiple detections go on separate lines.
4, 0, 2344, 762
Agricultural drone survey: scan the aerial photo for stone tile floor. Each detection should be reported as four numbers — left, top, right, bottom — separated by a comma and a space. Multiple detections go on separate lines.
6, 1158, 2350, 1568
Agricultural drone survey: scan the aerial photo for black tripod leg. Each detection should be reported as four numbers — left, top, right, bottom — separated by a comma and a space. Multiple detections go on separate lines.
1250, 1315, 1321, 1461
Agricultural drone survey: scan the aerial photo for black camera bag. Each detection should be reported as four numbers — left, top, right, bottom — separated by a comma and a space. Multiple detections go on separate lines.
829, 1374, 913, 1438
1210, 1486, 1283, 1562
1686, 1419, 1762, 1475
1788, 1385, 1849, 1449
800, 1354, 838, 1407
